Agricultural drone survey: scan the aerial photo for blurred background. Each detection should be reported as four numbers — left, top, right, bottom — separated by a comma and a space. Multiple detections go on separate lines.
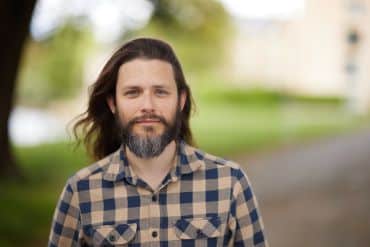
1, 0, 370, 246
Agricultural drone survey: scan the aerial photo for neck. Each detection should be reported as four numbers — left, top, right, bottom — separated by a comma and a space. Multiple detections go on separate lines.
125, 140, 178, 178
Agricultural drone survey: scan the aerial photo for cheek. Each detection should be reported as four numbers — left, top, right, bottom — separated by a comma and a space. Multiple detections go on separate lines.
161, 102, 179, 121
160, 95, 179, 111
115, 100, 138, 120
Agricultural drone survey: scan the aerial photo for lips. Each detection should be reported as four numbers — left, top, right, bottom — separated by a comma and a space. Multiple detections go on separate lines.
136, 118, 161, 124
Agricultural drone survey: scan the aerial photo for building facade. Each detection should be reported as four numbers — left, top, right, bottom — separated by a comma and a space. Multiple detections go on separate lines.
229, 0, 370, 113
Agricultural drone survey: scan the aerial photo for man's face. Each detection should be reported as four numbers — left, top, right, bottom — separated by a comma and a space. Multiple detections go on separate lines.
107, 58, 186, 158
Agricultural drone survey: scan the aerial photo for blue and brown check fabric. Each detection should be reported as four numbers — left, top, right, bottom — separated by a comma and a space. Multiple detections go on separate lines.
48, 141, 268, 246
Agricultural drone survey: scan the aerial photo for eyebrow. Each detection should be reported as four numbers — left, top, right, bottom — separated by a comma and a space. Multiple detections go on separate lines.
121, 86, 140, 91
153, 85, 170, 89
121, 84, 171, 90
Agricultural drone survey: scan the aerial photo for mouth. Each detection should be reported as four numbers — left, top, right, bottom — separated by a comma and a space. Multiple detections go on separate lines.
136, 119, 161, 124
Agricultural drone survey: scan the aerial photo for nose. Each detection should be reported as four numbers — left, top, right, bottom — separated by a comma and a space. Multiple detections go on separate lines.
140, 91, 155, 113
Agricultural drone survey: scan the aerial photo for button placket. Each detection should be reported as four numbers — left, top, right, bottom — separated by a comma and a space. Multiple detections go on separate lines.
148, 192, 160, 242
136, 187, 152, 241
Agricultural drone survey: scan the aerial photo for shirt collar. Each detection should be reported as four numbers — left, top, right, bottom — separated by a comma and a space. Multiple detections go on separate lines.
102, 140, 203, 183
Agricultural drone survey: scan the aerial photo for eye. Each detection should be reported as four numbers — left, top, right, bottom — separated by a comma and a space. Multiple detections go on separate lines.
155, 89, 169, 97
124, 89, 140, 98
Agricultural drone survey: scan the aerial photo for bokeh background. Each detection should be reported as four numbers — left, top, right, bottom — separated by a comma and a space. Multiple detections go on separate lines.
1, 0, 370, 246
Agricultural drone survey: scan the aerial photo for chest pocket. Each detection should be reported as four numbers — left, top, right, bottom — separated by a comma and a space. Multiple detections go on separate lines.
91, 223, 137, 246
173, 216, 222, 239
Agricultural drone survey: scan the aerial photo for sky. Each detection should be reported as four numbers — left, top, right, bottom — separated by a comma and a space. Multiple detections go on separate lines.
31, 0, 305, 42
31, 0, 154, 42
219, 0, 305, 19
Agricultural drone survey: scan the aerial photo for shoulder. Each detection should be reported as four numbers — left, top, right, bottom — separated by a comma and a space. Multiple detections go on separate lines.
186, 144, 246, 177
65, 148, 120, 189
186, 145, 253, 197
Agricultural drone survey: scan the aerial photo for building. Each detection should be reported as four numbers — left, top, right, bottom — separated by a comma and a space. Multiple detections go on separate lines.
229, 0, 370, 114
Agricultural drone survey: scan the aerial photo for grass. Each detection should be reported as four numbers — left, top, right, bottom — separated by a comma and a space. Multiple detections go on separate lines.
0, 143, 89, 247
191, 89, 368, 157
0, 183, 58, 246
1, 88, 369, 246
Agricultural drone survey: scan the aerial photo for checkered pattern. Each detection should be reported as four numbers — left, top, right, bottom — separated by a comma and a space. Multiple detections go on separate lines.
48, 141, 268, 246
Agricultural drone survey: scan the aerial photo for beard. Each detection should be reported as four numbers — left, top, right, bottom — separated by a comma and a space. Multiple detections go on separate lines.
115, 107, 181, 159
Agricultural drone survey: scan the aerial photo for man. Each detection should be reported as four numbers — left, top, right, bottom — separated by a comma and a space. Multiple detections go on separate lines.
48, 38, 268, 246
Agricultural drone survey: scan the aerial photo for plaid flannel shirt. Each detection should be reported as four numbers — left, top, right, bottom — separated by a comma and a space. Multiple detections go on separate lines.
48, 141, 268, 246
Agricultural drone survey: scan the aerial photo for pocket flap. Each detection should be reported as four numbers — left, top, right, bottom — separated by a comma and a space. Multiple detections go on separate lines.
92, 223, 137, 245
174, 216, 221, 239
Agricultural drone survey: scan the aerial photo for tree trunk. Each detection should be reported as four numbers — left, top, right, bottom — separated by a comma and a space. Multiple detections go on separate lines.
0, 1, 37, 179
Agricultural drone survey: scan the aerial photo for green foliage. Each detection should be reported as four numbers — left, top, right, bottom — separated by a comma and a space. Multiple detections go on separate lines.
132, 0, 234, 74
196, 85, 345, 107
17, 22, 93, 106
16, 0, 233, 106
14, 141, 90, 184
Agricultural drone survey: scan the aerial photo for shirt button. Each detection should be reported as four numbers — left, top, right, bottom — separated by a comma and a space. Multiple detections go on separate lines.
108, 234, 116, 242
152, 230, 158, 238
152, 194, 157, 202
196, 229, 203, 236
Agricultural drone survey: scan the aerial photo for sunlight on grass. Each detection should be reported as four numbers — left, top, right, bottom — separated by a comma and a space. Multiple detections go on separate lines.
191, 99, 366, 157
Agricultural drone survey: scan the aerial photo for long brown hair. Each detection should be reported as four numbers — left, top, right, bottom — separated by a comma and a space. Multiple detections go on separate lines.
73, 38, 195, 160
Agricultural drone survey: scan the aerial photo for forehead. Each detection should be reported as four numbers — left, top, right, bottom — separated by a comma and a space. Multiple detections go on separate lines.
117, 58, 176, 88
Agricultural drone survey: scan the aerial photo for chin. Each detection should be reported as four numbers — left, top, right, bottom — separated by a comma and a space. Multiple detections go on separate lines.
137, 124, 163, 133
135, 128, 163, 137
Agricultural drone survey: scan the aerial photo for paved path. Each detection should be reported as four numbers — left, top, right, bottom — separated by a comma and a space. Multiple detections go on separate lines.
236, 127, 370, 247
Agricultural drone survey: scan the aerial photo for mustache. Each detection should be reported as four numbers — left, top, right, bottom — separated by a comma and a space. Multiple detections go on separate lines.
129, 114, 168, 126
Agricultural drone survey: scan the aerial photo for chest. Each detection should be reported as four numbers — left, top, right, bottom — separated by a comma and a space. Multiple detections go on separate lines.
77, 174, 233, 246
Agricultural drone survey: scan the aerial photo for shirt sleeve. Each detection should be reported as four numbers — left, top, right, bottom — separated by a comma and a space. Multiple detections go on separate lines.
48, 178, 82, 247
230, 167, 268, 247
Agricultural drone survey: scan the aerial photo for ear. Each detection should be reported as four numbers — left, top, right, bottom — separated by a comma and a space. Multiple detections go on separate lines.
179, 90, 187, 111
106, 96, 116, 114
